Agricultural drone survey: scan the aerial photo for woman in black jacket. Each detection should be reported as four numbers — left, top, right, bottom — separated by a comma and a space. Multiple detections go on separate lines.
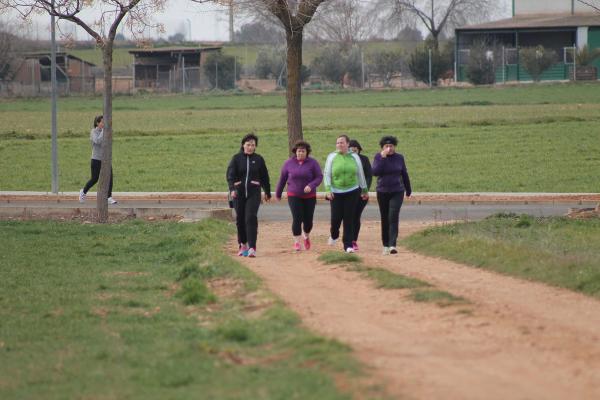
349, 139, 373, 251
226, 133, 271, 257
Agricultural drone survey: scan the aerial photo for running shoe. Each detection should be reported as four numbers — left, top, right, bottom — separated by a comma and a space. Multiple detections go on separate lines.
327, 237, 337, 246
382, 247, 390, 255
303, 236, 311, 251
238, 244, 249, 257
247, 248, 256, 258
389, 247, 398, 254
352, 241, 359, 251
345, 247, 355, 253
79, 189, 86, 203
293, 242, 301, 252
108, 197, 118, 205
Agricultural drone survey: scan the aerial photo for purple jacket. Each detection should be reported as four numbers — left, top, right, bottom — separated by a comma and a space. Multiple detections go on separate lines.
372, 152, 412, 195
275, 156, 323, 198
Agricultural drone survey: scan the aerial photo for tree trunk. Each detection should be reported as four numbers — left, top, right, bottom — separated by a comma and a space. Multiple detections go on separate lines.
285, 30, 303, 154
97, 43, 114, 223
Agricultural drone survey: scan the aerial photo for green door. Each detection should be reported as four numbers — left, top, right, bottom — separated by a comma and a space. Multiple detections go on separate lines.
588, 27, 600, 79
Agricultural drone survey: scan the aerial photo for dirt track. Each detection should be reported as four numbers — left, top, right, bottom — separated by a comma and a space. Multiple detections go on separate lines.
237, 221, 600, 400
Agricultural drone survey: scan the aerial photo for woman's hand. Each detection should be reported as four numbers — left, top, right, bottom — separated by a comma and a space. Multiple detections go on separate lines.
361, 193, 369, 201
304, 185, 312, 193
230, 190, 237, 199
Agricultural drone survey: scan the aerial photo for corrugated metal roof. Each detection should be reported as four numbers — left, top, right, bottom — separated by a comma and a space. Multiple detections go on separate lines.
458, 13, 600, 31
128, 46, 222, 55
22, 51, 96, 66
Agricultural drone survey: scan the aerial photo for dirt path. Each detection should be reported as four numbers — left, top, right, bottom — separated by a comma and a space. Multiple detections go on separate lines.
236, 221, 600, 400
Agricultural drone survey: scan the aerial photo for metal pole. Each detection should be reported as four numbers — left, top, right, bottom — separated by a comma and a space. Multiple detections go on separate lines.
360, 50, 365, 88
182, 56, 186, 93
502, 46, 506, 84
50, 1, 59, 193
215, 61, 218, 89
233, 55, 237, 89
428, 48, 432, 88
573, 43, 577, 81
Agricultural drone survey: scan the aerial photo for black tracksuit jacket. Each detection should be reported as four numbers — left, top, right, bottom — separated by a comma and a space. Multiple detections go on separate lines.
226, 151, 271, 199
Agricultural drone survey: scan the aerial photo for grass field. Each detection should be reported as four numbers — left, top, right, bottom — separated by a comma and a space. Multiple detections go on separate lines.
0, 219, 381, 399
402, 215, 600, 298
1, 83, 599, 192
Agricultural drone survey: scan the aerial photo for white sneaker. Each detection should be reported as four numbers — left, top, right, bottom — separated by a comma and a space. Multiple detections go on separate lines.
345, 247, 355, 253
390, 247, 398, 254
79, 189, 86, 203
327, 237, 337, 246
382, 247, 390, 255
108, 197, 118, 205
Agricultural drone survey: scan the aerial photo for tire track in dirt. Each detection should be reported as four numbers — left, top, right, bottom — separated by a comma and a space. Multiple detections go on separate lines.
236, 221, 600, 400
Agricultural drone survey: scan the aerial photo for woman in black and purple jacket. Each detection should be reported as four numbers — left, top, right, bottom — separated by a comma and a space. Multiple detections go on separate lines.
227, 133, 271, 258
275, 141, 323, 252
372, 136, 412, 255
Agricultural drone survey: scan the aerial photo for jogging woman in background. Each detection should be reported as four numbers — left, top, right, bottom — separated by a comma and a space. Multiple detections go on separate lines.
348, 139, 372, 251
226, 133, 271, 258
275, 140, 323, 252
323, 134, 369, 253
79, 115, 117, 205
372, 135, 412, 255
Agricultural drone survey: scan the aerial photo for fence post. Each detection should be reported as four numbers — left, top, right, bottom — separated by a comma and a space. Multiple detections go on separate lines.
573, 44, 577, 81
428, 48, 432, 88
182, 56, 186, 94
502, 46, 506, 84
215, 61, 218, 89
234, 55, 237, 89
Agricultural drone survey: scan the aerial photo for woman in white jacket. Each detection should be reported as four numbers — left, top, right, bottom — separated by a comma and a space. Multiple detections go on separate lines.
79, 115, 117, 204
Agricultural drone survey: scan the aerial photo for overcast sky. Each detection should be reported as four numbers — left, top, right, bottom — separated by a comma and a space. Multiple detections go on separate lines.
6, 0, 512, 42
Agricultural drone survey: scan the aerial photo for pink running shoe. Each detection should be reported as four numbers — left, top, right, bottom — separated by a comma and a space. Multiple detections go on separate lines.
293, 242, 301, 252
303, 237, 311, 251
247, 248, 256, 258
238, 244, 249, 257
352, 241, 359, 251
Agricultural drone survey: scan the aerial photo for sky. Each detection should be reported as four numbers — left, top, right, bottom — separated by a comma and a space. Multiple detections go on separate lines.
5, 0, 511, 43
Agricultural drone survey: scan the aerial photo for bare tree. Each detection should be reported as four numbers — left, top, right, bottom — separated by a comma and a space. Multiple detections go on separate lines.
379, 0, 497, 48
307, 0, 376, 49
199, 0, 327, 151
1, 0, 162, 222
0, 29, 18, 80
577, 0, 600, 12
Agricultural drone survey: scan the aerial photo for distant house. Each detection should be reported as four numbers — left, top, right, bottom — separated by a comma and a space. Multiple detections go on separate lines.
6, 52, 95, 96
129, 46, 222, 92
456, 0, 600, 82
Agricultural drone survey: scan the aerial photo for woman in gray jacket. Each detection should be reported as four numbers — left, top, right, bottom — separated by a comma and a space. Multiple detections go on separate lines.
79, 115, 117, 204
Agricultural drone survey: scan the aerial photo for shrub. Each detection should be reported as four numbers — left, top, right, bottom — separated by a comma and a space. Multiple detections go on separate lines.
408, 39, 453, 85
368, 50, 405, 87
311, 45, 362, 87
575, 45, 600, 66
203, 52, 241, 90
466, 40, 497, 85
520, 46, 557, 82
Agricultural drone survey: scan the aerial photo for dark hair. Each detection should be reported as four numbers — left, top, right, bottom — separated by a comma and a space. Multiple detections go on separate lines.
379, 135, 398, 148
348, 139, 362, 153
292, 140, 311, 156
93, 115, 103, 128
241, 133, 258, 147
337, 134, 350, 144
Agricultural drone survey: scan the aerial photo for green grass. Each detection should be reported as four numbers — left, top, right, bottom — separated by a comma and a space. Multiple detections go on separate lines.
317, 251, 464, 305
402, 215, 600, 298
1, 84, 600, 192
0, 219, 382, 399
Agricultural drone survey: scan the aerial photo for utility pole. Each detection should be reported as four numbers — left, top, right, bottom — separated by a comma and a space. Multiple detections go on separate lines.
50, 0, 59, 193
229, 1, 234, 42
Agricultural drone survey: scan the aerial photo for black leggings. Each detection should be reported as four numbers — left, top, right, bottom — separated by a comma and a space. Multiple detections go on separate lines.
353, 197, 369, 242
287, 196, 317, 236
234, 192, 261, 249
377, 191, 404, 247
83, 159, 113, 197
330, 189, 360, 249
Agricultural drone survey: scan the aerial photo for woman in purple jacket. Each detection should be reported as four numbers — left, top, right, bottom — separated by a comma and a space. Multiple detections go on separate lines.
372, 136, 412, 255
275, 141, 323, 251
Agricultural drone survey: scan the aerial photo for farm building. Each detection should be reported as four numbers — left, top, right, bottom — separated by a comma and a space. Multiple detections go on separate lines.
1, 52, 95, 96
129, 46, 222, 92
456, 0, 600, 82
